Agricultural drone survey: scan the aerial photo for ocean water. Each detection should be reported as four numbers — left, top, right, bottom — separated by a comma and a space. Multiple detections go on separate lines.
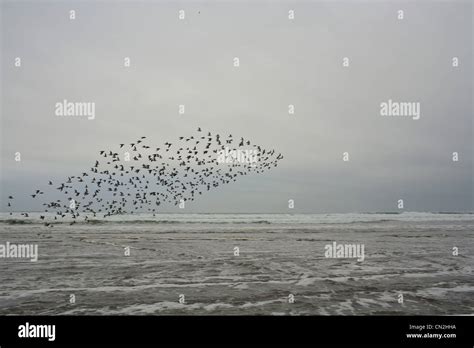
0, 212, 473, 315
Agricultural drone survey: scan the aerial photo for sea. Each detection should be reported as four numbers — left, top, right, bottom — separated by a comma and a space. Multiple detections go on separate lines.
0, 212, 472, 315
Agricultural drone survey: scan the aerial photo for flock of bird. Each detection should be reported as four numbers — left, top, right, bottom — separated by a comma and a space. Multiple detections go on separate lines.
6, 128, 283, 226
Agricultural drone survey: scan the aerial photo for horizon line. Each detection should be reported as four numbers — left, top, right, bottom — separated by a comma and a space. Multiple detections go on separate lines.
1, 211, 473, 215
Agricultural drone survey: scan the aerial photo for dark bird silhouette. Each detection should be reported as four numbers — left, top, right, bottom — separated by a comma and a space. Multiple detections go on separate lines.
7, 128, 283, 225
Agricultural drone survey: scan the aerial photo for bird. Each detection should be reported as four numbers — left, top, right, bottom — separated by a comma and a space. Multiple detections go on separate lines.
6, 128, 283, 225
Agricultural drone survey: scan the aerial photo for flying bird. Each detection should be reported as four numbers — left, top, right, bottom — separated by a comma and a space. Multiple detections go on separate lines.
6, 128, 283, 224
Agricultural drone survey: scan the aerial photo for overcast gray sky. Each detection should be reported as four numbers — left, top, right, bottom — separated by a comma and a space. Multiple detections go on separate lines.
1, 0, 472, 213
